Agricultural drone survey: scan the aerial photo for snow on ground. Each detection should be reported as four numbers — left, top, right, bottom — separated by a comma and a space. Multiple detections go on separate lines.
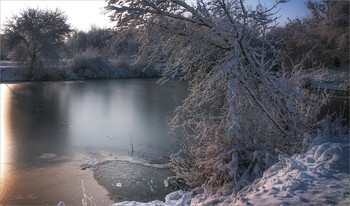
225, 134, 349, 206
0, 61, 26, 81
0, 60, 159, 81
306, 65, 349, 94
112, 133, 349, 206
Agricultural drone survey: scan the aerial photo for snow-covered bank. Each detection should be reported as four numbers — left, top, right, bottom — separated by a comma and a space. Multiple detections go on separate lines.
112, 133, 349, 205
305, 65, 349, 95
0, 60, 163, 82
0, 61, 25, 81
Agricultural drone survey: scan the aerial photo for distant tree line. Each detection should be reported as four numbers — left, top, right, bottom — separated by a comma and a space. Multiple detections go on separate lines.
1, 8, 155, 80
1, 0, 348, 80
272, 0, 349, 69
65, 26, 139, 58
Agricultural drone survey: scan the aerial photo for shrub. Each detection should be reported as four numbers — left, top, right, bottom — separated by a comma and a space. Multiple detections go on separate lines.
70, 50, 112, 79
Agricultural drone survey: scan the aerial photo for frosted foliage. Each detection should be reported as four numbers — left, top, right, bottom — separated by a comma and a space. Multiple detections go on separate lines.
107, 0, 328, 192
3, 8, 71, 78
65, 27, 114, 57
69, 50, 113, 79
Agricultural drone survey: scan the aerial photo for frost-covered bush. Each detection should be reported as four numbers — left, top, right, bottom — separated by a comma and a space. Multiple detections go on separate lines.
69, 50, 112, 79
32, 67, 66, 81
130, 62, 161, 78
110, 57, 132, 70
111, 56, 161, 78
106, 0, 329, 193
3, 64, 65, 81
110, 67, 131, 79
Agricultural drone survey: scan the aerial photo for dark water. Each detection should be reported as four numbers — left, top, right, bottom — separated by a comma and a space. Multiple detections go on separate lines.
94, 161, 176, 202
0, 79, 188, 204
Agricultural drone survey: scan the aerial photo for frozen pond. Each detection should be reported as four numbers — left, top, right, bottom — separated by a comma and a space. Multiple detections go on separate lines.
0, 79, 188, 205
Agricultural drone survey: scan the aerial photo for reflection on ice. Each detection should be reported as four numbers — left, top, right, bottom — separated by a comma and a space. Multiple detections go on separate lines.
0, 79, 188, 204
39, 153, 58, 159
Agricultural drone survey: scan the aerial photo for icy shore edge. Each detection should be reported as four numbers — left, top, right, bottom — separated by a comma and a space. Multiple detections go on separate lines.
111, 133, 349, 206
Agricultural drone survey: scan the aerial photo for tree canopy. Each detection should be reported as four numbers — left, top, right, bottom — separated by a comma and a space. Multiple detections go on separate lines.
274, 0, 349, 68
4, 8, 72, 78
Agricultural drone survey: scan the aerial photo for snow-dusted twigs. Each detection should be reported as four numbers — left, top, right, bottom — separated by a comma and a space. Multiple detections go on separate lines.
106, 0, 325, 193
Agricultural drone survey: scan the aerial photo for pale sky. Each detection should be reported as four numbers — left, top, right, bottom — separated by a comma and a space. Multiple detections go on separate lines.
0, 0, 311, 33
0, 0, 114, 32
250, 0, 311, 26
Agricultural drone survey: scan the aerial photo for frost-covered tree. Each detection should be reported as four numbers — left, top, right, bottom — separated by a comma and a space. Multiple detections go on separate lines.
306, 0, 349, 66
87, 26, 113, 54
66, 26, 113, 56
106, 0, 326, 192
66, 30, 89, 55
274, 0, 349, 69
0, 34, 10, 60
4, 8, 72, 77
